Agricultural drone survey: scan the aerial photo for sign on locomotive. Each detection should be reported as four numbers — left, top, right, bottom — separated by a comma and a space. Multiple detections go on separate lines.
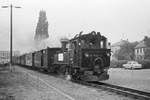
13, 31, 111, 81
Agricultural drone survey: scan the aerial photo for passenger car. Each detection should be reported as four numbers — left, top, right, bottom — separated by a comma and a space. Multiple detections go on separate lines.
123, 61, 142, 69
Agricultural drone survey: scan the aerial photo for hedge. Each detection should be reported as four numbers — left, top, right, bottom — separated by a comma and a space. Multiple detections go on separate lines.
137, 59, 150, 69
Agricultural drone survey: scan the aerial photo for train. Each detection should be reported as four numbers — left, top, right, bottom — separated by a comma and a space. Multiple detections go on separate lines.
13, 31, 111, 81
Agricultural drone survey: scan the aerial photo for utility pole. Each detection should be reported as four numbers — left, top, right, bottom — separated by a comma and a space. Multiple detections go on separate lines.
2, 4, 21, 72
10, 4, 13, 72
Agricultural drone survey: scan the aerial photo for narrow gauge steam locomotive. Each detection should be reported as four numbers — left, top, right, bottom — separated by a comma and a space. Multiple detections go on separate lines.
13, 31, 111, 81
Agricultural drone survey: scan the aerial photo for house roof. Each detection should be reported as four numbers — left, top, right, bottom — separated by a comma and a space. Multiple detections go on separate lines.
111, 40, 128, 47
135, 41, 147, 49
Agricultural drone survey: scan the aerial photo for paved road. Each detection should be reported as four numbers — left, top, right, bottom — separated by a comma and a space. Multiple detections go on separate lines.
104, 68, 150, 92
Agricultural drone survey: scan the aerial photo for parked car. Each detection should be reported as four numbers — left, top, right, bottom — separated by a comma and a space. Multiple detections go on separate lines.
123, 61, 142, 69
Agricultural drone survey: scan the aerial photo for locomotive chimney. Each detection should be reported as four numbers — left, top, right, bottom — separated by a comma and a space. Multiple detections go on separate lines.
60, 38, 69, 52
97, 32, 101, 48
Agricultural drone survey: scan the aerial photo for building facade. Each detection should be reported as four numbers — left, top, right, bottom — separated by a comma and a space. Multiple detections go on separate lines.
134, 41, 147, 60
111, 40, 128, 60
0, 51, 20, 64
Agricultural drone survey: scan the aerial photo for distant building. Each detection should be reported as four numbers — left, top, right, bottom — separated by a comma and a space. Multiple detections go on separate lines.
0, 51, 20, 64
111, 40, 128, 60
134, 41, 147, 60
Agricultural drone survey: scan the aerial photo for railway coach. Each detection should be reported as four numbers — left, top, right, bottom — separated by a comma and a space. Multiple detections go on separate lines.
40, 47, 61, 72
25, 53, 33, 67
33, 50, 42, 69
32, 48, 61, 71
20, 54, 26, 66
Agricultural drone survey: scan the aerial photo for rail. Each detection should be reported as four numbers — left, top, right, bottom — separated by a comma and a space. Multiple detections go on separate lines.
72, 80, 150, 100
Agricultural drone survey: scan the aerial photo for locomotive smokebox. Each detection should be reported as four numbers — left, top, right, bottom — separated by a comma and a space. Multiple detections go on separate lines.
60, 38, 69, 52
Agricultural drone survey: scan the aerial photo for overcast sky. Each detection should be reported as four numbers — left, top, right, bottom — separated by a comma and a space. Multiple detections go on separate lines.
0, 0, 150, 53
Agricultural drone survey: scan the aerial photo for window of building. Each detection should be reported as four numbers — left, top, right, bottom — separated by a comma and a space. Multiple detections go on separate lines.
137, 49, 138, 54
139, 48, 141, 53
141, 48, 143, 53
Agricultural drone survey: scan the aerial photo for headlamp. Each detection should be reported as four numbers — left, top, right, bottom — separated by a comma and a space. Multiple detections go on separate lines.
107, 52, 111, 56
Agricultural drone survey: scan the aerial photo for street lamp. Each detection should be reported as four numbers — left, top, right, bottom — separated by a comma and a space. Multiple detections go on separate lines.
1, 4, 21, 72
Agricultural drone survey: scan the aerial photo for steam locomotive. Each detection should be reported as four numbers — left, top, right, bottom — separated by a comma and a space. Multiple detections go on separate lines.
13, 31, 111, 81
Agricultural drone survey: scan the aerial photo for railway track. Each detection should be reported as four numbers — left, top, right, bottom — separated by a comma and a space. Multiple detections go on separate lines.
72, 80, 150, 100
18, 65, 150, 100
